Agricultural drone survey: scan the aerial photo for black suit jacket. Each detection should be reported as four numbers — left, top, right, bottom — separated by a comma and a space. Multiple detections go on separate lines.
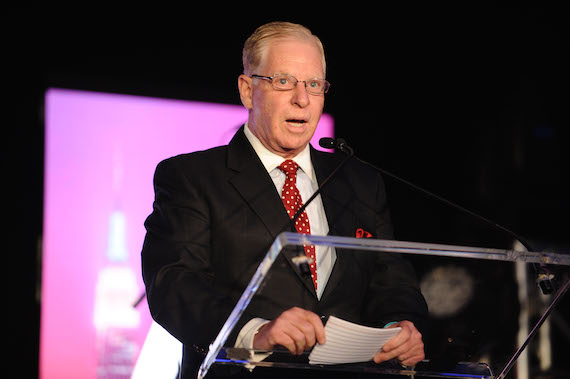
142, 126, 428, 378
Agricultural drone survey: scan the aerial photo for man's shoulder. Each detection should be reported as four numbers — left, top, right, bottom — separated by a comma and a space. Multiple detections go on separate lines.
155, 145, 229, 174
158, 126, 249, 170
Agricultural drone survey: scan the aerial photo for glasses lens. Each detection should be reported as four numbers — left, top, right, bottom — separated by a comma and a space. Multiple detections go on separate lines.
271, 75, 295, 90
306, 79, 329, 94
267, 74, 330, 94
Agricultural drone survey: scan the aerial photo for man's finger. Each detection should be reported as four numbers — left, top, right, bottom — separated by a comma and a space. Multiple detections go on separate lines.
272, 330, 297, 354
397, 342, 424, 362
381, 323, 410, 353
304, 311, 326, 345
373, 321, 424, 365
254, 307, 326, 354
374, 347, 405, 364
274, 316, 310, 354
283, 308, 322, 349
401, 353, 425, 367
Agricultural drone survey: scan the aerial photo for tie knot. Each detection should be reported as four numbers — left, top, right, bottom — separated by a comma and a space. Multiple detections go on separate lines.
278, 159, 299, 176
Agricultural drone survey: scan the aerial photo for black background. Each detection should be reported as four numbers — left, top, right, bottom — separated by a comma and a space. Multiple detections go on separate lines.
5, 5, 569, 378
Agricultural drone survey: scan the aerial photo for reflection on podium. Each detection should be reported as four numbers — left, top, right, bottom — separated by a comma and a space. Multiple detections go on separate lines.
218, 347, 494, 378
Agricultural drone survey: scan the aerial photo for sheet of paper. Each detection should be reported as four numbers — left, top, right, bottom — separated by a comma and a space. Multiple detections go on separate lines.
308, 316, 401, 365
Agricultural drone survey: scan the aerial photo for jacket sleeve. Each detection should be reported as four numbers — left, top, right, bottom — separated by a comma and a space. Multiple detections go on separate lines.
362, 170, 429, 332
141, 156, 250, 350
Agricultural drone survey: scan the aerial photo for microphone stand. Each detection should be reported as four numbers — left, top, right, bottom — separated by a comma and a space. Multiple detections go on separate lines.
355, 153, 555, 294
337, 137, 568, 379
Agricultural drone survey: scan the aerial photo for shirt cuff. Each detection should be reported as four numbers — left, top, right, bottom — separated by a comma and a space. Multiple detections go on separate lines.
235, 317, 270, 349
234, 317, 271, 370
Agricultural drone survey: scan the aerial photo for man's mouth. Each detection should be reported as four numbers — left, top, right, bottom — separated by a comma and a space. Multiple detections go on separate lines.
286, 119, 307, 126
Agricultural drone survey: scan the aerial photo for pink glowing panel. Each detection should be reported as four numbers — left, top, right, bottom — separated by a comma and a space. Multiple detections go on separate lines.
41, 88, 334, 379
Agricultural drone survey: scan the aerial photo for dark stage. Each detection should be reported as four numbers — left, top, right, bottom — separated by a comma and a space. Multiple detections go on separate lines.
6, 5, 569, 378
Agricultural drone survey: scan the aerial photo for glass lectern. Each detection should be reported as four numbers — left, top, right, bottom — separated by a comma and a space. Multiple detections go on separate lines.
198, 233, 570, 379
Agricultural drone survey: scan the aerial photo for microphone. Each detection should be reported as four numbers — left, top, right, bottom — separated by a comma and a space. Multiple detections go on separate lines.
288, 138, 354, 274
291, 138, 354, 226
325, 137, 555, 295
319, 137, 353, 155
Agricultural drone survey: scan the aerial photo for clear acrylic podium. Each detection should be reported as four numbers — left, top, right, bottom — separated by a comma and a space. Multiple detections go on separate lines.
198, 233, 570, 379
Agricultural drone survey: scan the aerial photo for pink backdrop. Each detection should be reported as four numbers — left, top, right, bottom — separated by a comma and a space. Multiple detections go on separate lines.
41, 88, 334, 378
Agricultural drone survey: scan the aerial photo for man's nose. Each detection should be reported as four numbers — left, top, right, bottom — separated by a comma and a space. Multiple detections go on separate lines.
292, 82, 310, 107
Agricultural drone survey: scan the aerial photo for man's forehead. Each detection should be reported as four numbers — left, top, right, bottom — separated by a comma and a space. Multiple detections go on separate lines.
260, 38, 326, 77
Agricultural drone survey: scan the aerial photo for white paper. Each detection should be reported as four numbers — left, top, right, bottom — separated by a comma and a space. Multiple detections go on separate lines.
308, 316, 401, 365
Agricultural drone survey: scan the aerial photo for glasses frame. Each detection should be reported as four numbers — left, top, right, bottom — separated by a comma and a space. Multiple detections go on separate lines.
250, 73, 331, 95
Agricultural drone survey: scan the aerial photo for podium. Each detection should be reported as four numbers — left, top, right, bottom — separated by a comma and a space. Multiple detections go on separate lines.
198, 233, 570, 379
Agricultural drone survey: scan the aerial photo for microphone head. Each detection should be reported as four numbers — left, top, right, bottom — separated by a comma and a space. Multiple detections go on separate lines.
319, 137, 336, 149
336, 138, 354, 156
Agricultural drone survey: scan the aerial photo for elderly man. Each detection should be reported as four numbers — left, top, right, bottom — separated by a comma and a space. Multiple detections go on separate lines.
142, 21, 428, 378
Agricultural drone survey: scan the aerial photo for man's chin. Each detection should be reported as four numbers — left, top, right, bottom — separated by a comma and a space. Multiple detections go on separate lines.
276, 143, 310, 158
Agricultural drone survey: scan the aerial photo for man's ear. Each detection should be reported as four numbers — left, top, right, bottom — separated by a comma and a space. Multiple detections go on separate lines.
238, 74, 253, 110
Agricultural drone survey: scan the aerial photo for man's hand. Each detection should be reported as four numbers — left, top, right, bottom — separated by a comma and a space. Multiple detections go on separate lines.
373, 321, 424, 366
253, 307, 326, 355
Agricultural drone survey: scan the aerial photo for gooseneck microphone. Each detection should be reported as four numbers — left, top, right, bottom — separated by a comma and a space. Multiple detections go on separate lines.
290, 138, 354, 227
321, 137, 555, 295
319, 137, 354, 156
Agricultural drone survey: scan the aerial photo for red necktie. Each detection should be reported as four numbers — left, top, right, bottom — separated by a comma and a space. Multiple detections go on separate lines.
278, 160, 317, 290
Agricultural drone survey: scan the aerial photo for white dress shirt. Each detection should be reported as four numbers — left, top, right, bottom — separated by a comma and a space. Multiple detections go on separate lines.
235, 124, 337, 351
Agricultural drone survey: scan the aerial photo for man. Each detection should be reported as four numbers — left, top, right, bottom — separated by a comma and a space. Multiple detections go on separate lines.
142, 21, 428, 378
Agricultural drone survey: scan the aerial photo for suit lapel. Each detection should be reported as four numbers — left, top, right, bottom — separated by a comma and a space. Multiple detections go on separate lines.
227, 128, 318, 296
227, 127, 290, 239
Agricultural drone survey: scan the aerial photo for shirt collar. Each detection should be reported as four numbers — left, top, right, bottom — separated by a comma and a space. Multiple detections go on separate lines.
244, 123, 315, 182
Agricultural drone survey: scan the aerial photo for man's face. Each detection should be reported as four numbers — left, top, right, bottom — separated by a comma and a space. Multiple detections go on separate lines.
239, 38, 325, 158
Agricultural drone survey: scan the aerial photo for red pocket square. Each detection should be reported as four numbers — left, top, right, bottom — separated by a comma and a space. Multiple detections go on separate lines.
355, 228, 372, 238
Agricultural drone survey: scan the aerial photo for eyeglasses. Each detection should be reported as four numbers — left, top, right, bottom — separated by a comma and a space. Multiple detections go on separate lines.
250, 73, 331, 95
